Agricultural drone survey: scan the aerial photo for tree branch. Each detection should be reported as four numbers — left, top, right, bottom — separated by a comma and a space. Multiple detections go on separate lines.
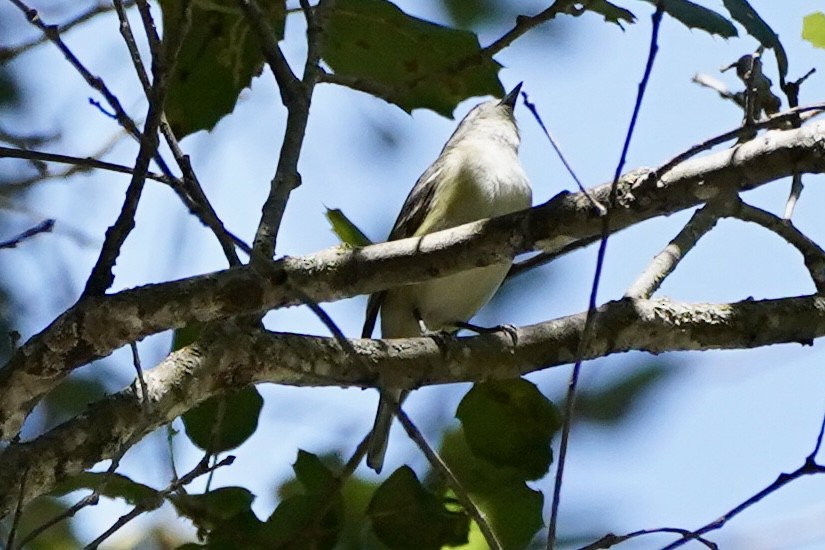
1, 119, 824, 439
0, 145, 173, 186
237, 0, 326, 260
3, 292, 825, 516
0, 1, 133, 62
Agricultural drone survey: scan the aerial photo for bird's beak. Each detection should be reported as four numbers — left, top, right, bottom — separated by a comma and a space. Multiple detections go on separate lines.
500, 82, 523, 109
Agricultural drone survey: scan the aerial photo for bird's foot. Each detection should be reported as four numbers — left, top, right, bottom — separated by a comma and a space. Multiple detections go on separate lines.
454, 321, 519, 347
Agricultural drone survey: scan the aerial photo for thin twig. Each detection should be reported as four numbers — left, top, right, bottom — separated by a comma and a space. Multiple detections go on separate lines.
82, 0, 188, 296
5, 467, 29, 550
0, 1, 134, 62
283, 256, 498, 547
692, 73, 744, 108
507, 235, 601, 279
0, 219, 55, 249
235, 0, 302, 106
7, 0, 144, 146
661, 450, 825, 546
547, 4, 664, 548
130, 342, 150, 411
625, 202, 721, 299
84, 455, 235, 549
112, 0, 151, 94
391, 397, 504, 550
579, 527, 717, 550
0, 145, 173, 186
482, 0, 579, 58
724, 198, 825, 293
521, 91, 605, 214
82, 83, 164, 294
8, 0, 247, 262
117, 0, 243, 265
15, 431, 143, 549
656, 102, 825, 180
0, 127, 57, 148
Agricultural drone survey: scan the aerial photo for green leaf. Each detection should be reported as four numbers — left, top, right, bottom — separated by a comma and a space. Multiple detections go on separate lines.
368, 466, 470, 550
200, 509, 273, 548
169, 486, 256, 530
441, 0, 504, 28
160, 0, 286, 137
640, 0, 737, 38
803, 12, 825, 49
456, 379, 561, 480
721, 0, 788, 79
261, 451, 343, 549
575, 364, 668, 425
51, 472, 162, 508
325, 208, 373, 247
292, 450, 338, 492
262, 493, 342, 549
13, 498, 82, 550
172, 321, 203, 351
42, 376, 108, 428
440, 430, 544, 550
584, 0, 637, 27
320, 0, 503, 116
183, 387, 264, 453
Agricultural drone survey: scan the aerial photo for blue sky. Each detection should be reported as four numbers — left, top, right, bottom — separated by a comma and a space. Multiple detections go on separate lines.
3, 0, 825, 546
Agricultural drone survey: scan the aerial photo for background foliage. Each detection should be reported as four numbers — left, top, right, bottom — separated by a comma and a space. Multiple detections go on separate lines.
1, 0, 825, 548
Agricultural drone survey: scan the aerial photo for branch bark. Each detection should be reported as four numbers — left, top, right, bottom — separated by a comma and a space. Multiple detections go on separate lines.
2, 293, 825, 516
1, 119, 824, 440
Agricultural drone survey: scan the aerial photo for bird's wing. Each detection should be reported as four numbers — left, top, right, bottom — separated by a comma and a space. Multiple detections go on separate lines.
362, 290, 385, 338
387, 162, 442, 240
361, 162, 442, 338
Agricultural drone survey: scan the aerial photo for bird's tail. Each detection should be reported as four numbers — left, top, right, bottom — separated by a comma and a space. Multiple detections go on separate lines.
366, 391, 400, 473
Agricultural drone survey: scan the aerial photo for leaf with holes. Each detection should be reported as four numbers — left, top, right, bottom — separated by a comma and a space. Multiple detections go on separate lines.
320, 0, 503, 116
160, 0, 286, 137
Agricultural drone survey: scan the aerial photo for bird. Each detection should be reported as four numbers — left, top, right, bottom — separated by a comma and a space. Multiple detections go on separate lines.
363, 82, 533, 473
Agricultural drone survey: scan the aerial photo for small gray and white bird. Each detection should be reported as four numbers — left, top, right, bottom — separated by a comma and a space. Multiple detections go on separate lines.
363, 83, 532, 473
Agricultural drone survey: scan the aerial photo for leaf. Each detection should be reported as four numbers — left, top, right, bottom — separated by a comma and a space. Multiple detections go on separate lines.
261, 451, 343, 549
159, 0, 286, 137
193, 508, 269, 548
292, 450, 338, 492
169, 486, 256, 530
639, 0, 737, 38
51, 472, 162, 508
368, 466, 470, 550
721, 0, 788, 79
440, 430, 544, 550
325, 208, 373, 247
172, 321, 203, 351
803, 12, 825, 50
456, 379, 561, 480
320, 0, 503, 116
262, 494, 342, 549
584, 0, 637, 27
575, 364, 668, 425
441, 0, 504, 29
183, 386, 264, 453
42, 376, 108, 428
13, 498, 82, 550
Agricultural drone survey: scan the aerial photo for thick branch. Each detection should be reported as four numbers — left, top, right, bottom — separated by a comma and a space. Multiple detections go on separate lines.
2, 293, 825, 516
1, 120, 824, 438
